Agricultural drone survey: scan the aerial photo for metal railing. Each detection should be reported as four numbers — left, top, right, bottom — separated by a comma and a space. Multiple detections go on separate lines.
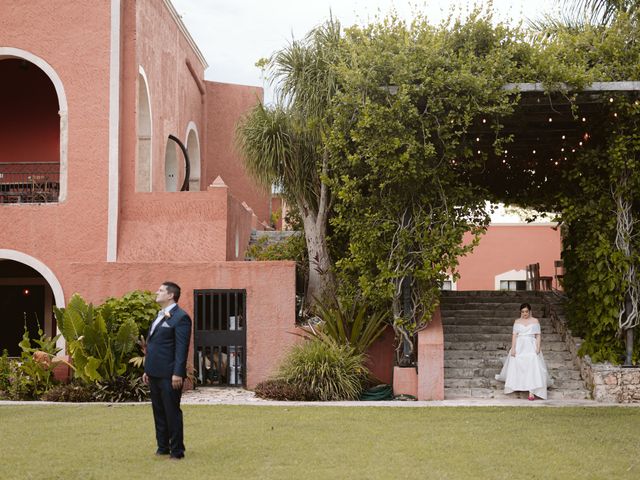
0, 162, 60, 204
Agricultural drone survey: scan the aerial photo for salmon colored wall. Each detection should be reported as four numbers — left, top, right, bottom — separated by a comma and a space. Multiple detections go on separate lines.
205, 81, 271, 223
0, 1, 112, 269
226, 193, 254, 261
366, 325, 395, 384
0, 59, 59, 164
119, 0, 207, 199
456, 224, 561, 290
62, 260, 297, 389
117, 189, 228, 262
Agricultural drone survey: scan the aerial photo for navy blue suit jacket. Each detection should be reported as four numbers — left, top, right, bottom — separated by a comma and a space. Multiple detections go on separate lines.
144, 305, 192, 378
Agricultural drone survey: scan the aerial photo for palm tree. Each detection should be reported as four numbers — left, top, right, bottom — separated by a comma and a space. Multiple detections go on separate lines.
236, 19, 342, 311
529, 0, 638, 33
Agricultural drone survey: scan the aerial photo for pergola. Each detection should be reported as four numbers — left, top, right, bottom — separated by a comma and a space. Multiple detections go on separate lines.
469, 81, 640, 364
469, 81, 640, 207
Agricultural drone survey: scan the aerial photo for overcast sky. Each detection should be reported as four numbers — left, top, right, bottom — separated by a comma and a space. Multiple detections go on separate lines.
171, 0, 556, 102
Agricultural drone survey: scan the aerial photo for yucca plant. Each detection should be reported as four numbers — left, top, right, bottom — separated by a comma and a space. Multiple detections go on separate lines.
302, 295, 388, 355
277, 337, 368, 401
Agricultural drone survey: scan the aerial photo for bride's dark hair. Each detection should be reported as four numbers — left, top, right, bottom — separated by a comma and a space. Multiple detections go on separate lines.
520, 302, 532, 311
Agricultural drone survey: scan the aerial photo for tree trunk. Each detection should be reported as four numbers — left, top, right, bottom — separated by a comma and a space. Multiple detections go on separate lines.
302, 210, 334, 310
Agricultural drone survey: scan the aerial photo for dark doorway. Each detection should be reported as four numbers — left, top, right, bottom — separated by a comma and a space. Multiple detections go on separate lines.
0, 285, 44, 356
193, 290, 246, 387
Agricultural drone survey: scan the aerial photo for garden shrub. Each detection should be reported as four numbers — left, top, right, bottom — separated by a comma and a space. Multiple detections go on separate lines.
99, 290, 158, 334
277, 338, 368, 401
91, 373, 149, 402
41, 380, 95, 402
54, 294, 140, 382
254, 378, 309, 401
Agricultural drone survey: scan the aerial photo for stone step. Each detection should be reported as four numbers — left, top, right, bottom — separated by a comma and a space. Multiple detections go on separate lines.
444, 349, 573, 362
441, 310, 547, 318
441, 290, 542, 297
444, 341, 568, 351
444, 357, 577, 370
444, 367, 583, 381
444, 377, 587, 390
443, 324, 556, 334
444, 333, 563, 343
441, 317, 552, 327
439, 302, 546, 311
444, 387, 591, 400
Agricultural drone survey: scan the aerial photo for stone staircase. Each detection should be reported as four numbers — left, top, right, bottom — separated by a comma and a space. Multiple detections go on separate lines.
441, 291, 590, 400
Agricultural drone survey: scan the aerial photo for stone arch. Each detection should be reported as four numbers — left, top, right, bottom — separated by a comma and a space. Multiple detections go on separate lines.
0, 249, 66, 352
0, 47, 68, 202
136, 66, 152, 192
185, 122, 201, 191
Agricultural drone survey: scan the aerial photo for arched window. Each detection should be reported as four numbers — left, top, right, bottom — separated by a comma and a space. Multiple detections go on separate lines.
185, 122, 201, 191
0, 49, 67, 203
136, 67, 152, 192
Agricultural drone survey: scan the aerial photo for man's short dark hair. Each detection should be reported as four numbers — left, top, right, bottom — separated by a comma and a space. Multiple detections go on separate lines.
163, 281, 181, 302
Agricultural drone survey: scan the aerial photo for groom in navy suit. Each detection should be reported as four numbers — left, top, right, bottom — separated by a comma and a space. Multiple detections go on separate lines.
142, 281, 192, 460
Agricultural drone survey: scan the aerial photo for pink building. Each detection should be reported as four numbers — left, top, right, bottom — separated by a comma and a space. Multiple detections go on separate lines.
0, 0, 296, 389
1, 1, 561, 391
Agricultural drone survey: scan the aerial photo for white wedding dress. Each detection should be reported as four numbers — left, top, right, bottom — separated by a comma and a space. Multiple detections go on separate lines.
495, 322, 553, 399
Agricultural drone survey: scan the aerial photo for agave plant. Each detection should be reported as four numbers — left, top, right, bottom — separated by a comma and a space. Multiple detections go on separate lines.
301, 295, 388, 355
54, 294, 139, 382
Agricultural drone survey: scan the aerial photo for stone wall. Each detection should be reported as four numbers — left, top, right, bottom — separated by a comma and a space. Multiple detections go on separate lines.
545, 294, 640, 403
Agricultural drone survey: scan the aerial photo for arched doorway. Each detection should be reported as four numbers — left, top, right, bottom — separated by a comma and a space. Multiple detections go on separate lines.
136, 67, 152, 192
185, 122, 201, 191
0, 254, 65, 356
0, 49, 67, 203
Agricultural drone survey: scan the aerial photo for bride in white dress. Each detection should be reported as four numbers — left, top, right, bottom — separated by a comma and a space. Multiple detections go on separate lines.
495, 303, 553, 400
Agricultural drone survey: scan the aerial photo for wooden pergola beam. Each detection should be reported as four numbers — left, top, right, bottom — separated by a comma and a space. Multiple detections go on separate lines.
504, 81, 640, 92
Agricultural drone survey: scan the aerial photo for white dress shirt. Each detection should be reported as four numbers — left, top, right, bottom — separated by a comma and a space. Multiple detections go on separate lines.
149, 303, 177, 336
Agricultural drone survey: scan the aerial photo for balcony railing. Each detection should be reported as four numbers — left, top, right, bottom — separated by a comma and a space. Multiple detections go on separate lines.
0, 162, 60, 204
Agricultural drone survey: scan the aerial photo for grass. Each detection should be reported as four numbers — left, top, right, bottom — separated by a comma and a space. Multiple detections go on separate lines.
1, 404, 639, 479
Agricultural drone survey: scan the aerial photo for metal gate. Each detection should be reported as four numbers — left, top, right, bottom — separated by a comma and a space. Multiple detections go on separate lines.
193, 289, 246, 387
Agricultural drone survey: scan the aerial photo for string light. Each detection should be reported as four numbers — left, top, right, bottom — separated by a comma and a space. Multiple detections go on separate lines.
554, 161, 559, 165
582, 117, 587, 122
476, 137, 480, 142
579, 141, 583, 146
614, 112, 618, 118
482, 118, 487, 124
548, 117, 553, 122
561, 148, 565, 152
477, 150, 481, 154
561, 135, 566, 140
609, 97, 614, 103
532, 149, 536, 154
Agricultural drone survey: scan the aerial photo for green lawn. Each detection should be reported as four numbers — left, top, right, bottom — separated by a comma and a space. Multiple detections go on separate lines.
1, 404, 639, 479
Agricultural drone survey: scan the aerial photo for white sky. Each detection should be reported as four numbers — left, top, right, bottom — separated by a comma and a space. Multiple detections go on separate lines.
171, 0, 556, 102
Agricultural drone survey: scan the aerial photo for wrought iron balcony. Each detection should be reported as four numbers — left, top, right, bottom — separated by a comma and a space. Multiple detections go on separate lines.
0, 162, 60, 204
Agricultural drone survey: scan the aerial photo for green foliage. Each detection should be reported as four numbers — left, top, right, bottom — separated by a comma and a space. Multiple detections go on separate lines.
0, 325, 61, 400
302, 296, 388, 355
54, 294, 140, 382
277, 338, 368, 401
99, 290, 158, 334
558, 95, 640, 363
41, 380, 95, 402
14, 325, 61, 399
91, 373, 149, 402
245, 234, 307, 262
254, 378, 310, 401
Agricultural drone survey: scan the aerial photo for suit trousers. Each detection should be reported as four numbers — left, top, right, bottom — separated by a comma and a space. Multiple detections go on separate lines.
149, 375, 185, 457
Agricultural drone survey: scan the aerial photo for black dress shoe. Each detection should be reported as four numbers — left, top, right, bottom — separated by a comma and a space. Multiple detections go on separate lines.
155, 450, 170, 456
169, 454, 185, 460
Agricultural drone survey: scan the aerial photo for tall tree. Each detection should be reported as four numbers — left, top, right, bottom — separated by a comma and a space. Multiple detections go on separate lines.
237, 19, 342, 310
